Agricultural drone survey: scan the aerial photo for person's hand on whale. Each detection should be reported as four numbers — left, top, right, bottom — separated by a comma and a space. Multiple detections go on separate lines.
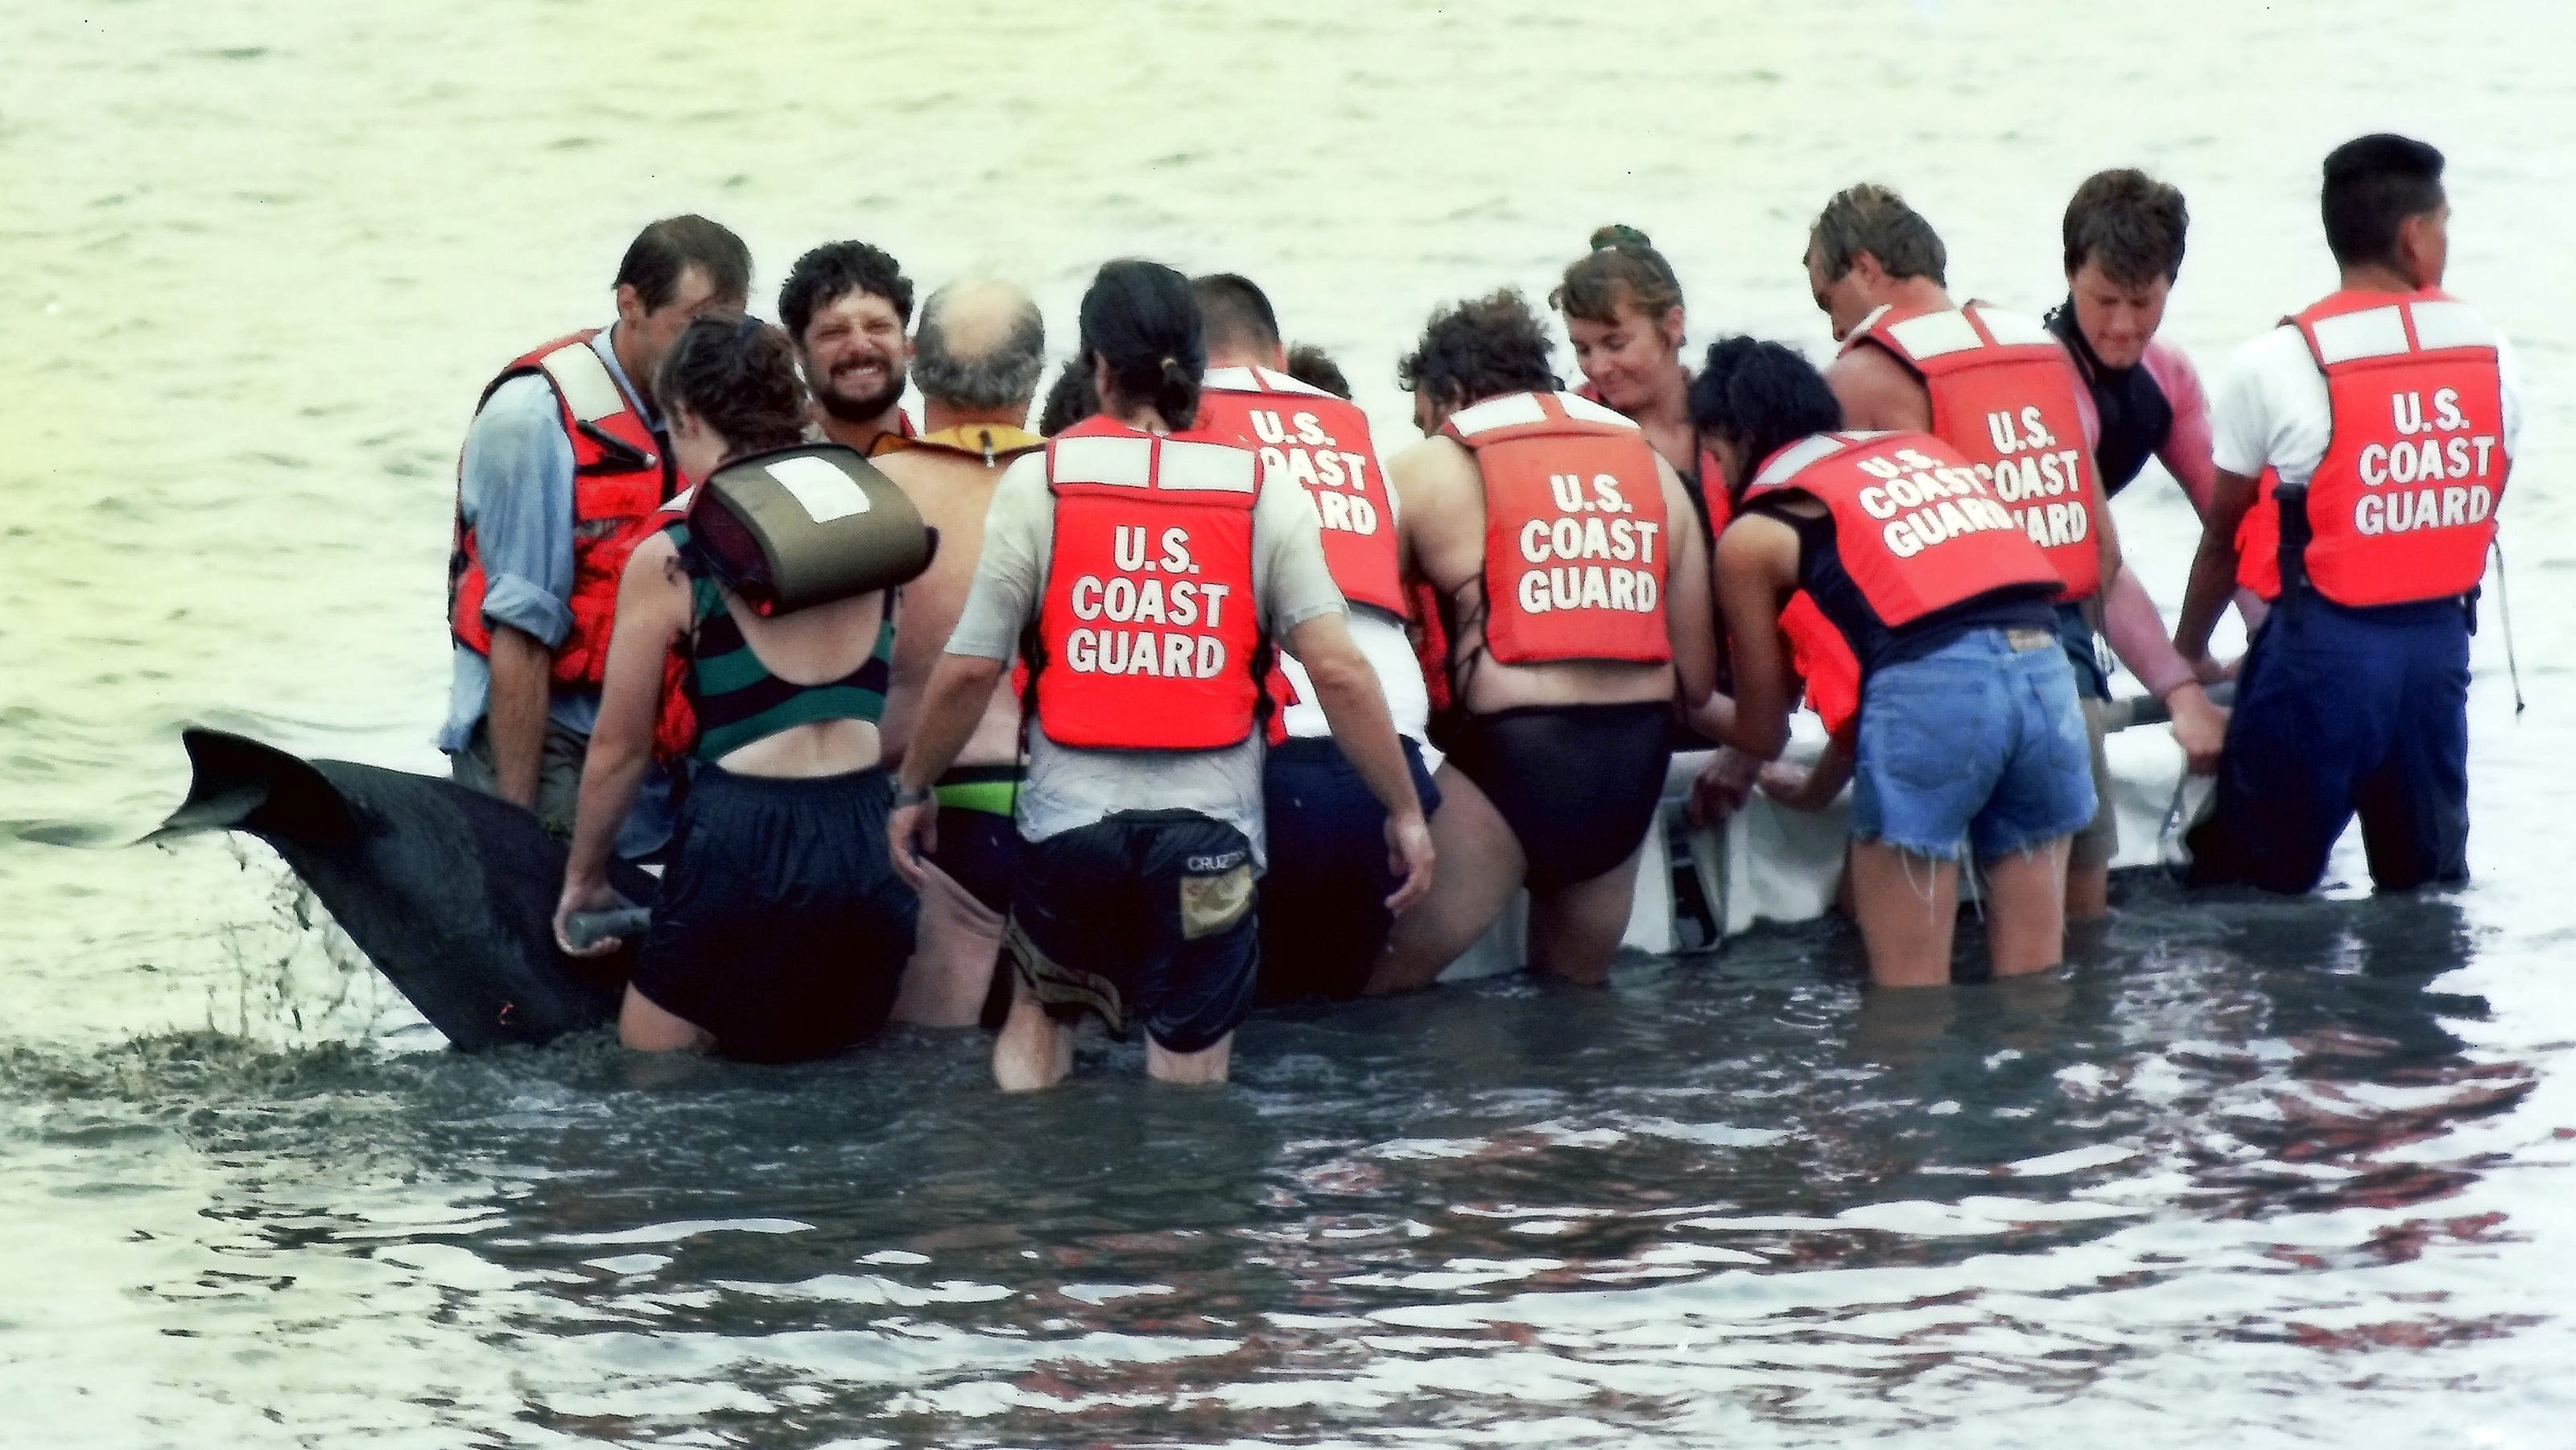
553, 871, 626, 957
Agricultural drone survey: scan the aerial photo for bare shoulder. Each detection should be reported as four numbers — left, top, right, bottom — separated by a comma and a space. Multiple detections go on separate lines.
1717, 507, 1802, 581
1387, 433, 1478, 499
1823, 343, 1928, 432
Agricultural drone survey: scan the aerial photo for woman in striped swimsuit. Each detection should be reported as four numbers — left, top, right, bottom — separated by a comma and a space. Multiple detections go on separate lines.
553, 317, 916, 1061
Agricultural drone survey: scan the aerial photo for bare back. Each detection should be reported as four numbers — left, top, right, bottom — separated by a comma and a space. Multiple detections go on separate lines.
1389, 434, 1715, 714
875, 446, 1025, 768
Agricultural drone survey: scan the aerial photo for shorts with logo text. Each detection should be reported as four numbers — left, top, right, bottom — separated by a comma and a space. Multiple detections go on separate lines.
1006, 810, 1259, 1054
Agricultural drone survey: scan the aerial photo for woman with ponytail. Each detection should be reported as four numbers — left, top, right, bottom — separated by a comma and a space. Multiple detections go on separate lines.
553, 316, 919, 1062
890, 259, 1433, 1092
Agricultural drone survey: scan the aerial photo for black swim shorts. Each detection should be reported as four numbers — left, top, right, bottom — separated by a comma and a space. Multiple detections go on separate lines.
631, 762, 918, 1063
1448, 700, 1673, 891
1257, 735, 1441, 1003
1005, 809, 1259, 1053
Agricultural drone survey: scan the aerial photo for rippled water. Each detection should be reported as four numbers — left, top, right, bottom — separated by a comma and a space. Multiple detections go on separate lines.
6, 0, 2575, 1443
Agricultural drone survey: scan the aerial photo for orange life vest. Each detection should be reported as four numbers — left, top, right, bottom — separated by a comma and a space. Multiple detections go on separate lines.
448, 330, 674, 688
1444, 390, 1674, 666
1779, 591, 1861, 743
1743, 430, 2063, 630
1195, 366, 1406, 618
1031, 416, 1265, 751
1843, 303, 2103, 601
2234, 289, 2507, 605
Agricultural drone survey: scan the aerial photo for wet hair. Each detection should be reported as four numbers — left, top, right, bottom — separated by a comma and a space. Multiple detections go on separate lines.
1078, 259, 1205, 430
1807, 184, 1946, 285
778, 241, 914, 341
1284, 343, 1353, 400
1191, 273, 1282, 357
615, 215, 751, 312
656, 316, 811, 457
1396, 288, 1560, 410
912, 281, 1046, 411
2321, 133, 2446, 270
2063, 169, 2190, 286
1552, 224, 1684, 326
1036, 361, 1098, 436
1688, 336, 1844, 499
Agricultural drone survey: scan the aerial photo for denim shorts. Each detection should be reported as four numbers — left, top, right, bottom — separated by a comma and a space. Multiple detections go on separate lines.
1848, 626, 2097, 861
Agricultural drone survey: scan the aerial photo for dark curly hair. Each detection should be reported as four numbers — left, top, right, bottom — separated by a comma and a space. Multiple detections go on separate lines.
1688, 336, 1843, 502
1552, 224, 1684, 326
1037, 359, 1098, 436
778, 241, 914, 342
657, 316, 811, 458
1284, 343, 1352, 400
1397, 289, 1559, 411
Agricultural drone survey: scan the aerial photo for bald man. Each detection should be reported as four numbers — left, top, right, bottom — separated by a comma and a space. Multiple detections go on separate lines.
877, 280, 1049, 1027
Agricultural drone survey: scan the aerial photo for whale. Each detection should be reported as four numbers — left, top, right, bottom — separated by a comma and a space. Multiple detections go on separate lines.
144, 728, 656, 1049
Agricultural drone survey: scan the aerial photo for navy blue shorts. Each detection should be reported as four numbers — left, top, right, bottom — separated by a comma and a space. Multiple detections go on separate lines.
1006, 810, 1259, 1053
1258, 736, 1441, 1003
633, 763, 918, 1063
2188, 593, 2471, 894
1850, 626, 2096, 861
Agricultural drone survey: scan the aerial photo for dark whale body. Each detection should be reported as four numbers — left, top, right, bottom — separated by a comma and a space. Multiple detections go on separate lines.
149, 729, 654, 1049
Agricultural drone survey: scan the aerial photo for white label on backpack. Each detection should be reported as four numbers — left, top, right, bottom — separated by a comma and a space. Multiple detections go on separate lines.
767, 455, 870, 524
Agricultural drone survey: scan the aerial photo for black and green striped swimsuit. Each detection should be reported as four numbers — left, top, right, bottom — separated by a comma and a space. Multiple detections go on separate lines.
669, 523, 894, 762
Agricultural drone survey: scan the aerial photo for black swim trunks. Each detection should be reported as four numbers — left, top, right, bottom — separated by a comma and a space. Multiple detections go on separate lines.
1448, 700, 1672, 890
1258, 736, 1441, 1003
630, 762, 918, 1063
931, 763, 1022, 915
1006, 809, 1259, 1053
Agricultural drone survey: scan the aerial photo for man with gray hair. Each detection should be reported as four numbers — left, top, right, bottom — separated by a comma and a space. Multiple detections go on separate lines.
877, 279, 1049, 1027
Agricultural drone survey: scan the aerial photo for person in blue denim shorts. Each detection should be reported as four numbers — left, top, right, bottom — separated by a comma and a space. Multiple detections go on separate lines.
1693, 337, 2098, 986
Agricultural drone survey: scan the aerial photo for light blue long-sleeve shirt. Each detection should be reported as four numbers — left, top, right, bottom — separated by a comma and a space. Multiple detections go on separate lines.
437, 328, 658, 752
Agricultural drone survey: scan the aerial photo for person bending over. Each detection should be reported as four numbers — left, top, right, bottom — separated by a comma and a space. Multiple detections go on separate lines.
554, 317, 918, 1061
1696, 336, 2095, 987
1368, 289, 1717, 992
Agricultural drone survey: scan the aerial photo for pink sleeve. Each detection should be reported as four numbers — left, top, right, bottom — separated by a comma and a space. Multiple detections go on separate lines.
2101, 564, 2197, 700
2145, 340, 2218, 516
2063, 349, 2102, 452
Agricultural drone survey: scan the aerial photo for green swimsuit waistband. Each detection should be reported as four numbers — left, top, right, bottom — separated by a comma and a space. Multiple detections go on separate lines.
934, 763, 1023, 817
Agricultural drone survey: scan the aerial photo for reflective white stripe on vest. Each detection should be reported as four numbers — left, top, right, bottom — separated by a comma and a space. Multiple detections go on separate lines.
1885, 308, 1985, 359
1202, 364, 1333, 399
1156, 440, 1259, 494
2309, 305, 2411, 364
1753, 433, 1849, 487
1558, 390, 1641, 428
1053, 435, 1154, 487
2409, 300, 2495, 352
1971, 305, 2054, 347
538, 342, 631, 424
1449, 391, 1549, 437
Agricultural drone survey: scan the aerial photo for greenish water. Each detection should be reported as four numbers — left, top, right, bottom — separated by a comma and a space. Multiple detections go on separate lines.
6, 0, 2574, 1443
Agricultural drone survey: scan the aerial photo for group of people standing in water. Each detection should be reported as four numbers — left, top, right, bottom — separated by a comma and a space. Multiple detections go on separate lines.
438, 130, 2517, 1082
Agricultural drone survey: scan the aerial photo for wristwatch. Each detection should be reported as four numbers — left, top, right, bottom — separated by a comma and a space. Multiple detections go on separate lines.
891, 780, 934, 809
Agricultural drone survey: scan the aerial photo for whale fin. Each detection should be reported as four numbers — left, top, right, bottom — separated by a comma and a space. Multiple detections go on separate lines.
148, 728, 642, 1050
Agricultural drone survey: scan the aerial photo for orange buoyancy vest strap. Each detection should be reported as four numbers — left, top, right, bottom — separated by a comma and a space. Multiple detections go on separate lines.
449, 330, 674, 688
1744, 430, 2062, 630
2288, 290, 2507, 607
1198, 366, 1408, 618
1444, 390, 1673, 666
1844, 303, 2103, 601
1034, 417, 1265, 751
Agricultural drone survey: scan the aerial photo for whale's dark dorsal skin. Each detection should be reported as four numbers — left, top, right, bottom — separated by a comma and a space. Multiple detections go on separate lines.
149, 729, 649, 1050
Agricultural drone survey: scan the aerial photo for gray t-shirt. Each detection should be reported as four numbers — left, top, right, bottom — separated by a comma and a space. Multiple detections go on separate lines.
947, 450, 1348, 864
